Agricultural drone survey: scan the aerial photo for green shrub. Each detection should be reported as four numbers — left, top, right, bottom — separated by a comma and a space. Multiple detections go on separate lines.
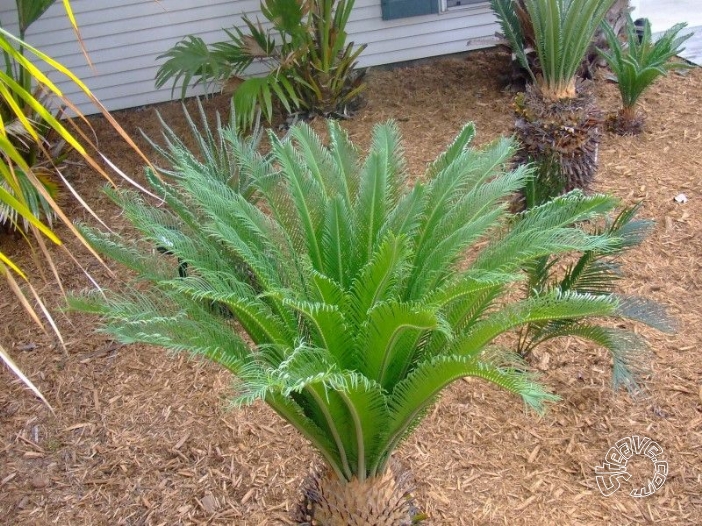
518, 203, 673, 394
155, 0, 366, 130
598, 15, 692, 134
72, 120, 669, 521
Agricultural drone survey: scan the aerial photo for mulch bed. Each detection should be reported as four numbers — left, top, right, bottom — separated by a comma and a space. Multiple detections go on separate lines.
1, 48, 701, 525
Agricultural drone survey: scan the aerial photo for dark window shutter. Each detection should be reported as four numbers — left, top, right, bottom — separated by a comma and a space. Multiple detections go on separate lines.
381, 0, 439, 20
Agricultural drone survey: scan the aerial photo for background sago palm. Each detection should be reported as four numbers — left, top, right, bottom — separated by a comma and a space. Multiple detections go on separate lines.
492, 0, 616, 197
598, 15, 691, 134
72, 120, 663, 524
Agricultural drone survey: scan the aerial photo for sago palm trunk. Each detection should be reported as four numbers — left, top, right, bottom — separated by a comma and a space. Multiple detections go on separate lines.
609, 104, 643, 135
515, 80, 603, 194
295, 459, 422, 525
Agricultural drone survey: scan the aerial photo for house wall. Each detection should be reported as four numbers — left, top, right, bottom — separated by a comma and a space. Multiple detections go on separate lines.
631, 0, 700, 33
0, 0, 497, 115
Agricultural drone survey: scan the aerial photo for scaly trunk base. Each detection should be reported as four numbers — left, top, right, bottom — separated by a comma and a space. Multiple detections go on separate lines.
607, 106, 644, 135
514, 80, 603, 196
294, 459, 424, 526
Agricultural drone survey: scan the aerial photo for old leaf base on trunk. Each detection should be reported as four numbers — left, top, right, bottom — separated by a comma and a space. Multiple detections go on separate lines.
515, 80, 603, 193
294, 459, 425, 526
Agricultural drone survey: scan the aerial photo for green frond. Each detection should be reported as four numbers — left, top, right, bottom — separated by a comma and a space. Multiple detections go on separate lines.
186, 184, 295, 289
269, 133, 327, 270
348, 233, 413, 324
68, 290, 252, 374
266, 393, 346, 479
289, 122, 348, 200
551, 203, 652, 295
145, 100, 265, 201
282, 298, 352, 365
310, 270, 345, 306
375, 353, 557, 473
473, 224, 615, 275
408, 163, 529, 297
155, 34, 236, 98
352, 122, 406, 267
76, 224, 172, 280
514, 191, 619, 232
425, 122, 476, 179
327, 374, 390, 478
410, 135, 517, 276
560, 254, 621, 295
456, 290, 619, 356
378, 183, 427, 247
490, 0, 532, 78
320, 195, 354, 286
527, 323, 653, 395
615, 295, 675, 333
327, 120, 360, 202
425, 270, 521, 309
358, 300, 440, 389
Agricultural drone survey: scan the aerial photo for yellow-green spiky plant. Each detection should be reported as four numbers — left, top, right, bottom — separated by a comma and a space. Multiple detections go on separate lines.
0, 0, 156, 408
72, 121, 663, 524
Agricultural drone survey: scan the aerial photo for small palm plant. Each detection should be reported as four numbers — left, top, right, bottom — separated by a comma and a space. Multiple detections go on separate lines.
518, 203, 673, 393
598, 16, 691, 134
155, 0, 365, 129
144, 99, 266, 204
72, 121, 663, 523
492, 0, 616, 193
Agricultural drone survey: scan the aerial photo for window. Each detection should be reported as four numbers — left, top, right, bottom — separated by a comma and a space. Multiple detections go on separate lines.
444, 0, 486, 8
381, 0, 439, 20
381, 0, 487, 21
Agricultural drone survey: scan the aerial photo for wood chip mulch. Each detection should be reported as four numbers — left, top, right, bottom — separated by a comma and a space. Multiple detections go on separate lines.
1, 48, 701, 525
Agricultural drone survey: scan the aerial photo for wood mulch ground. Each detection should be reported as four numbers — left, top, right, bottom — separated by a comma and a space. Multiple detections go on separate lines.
1, 48, 701, 525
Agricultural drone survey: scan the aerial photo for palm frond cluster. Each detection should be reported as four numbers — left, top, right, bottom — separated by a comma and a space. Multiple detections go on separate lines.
598, 15, 692, 134
518, 203, 673, 393
155, 0, 366, 130
490, 0, 617, 199
72, 121, 666, 522
491, 0, 616, 99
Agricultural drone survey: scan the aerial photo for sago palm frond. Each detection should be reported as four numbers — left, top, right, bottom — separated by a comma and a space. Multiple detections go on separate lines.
517, 203, 674, 392
144, 99, 265, 202
72, 119, 668, 490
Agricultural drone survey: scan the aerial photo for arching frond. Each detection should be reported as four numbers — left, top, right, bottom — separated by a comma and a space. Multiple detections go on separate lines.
352, 122, 406, 269
375, 353, 558, 474
456, 290, 619, 356
357, 300, 440, 389
348, 233, 412, 324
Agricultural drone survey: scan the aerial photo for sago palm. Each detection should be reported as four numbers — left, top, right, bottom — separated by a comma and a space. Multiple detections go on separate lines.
72, 120, 660, 524
493, 0, 616, 194
518, 203, 673, 393
598, 15, 691, 134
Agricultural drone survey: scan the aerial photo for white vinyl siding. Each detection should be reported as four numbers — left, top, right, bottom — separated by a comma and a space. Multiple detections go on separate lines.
0, 0, 497, 115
